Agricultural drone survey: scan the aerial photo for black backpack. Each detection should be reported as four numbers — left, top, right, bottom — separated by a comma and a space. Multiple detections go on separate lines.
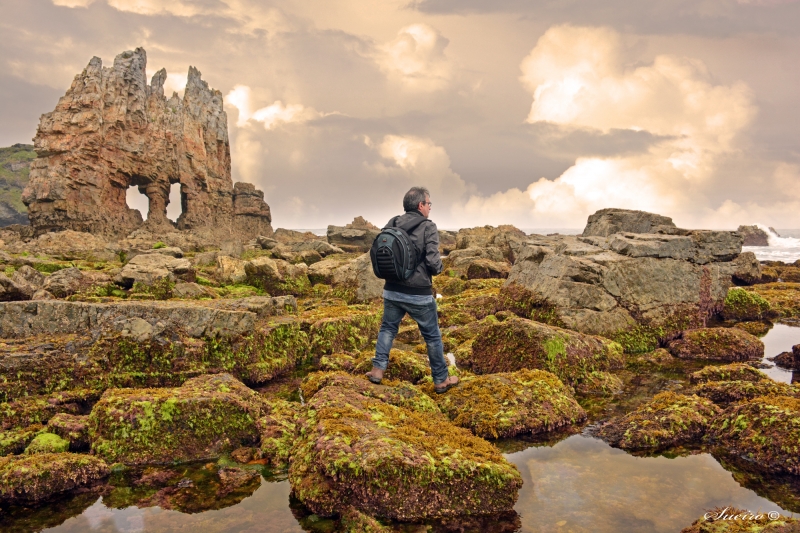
370, 216, 427, 281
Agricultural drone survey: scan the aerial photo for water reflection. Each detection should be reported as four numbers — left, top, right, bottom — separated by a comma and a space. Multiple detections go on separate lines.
507, 434, 789, 533
759, 323, 800, 383
39, 480, 304, 533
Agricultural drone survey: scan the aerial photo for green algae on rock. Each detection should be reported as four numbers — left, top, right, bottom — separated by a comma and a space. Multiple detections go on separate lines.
289, 385, 521, 521
690, 363, 768, 384
319, 349, 431, 384
0, 318, 309, 403
301, 304, 382, 357
667, 327, 764, 362
301, 371, 442, 416
0, 425, 43, 456
89, 373, 263, 465
257, 398, 302, 468
706, 395, 800, 475
420, 369, 586, 439
746, 283, 800, 320
721, 287, 773, 321
47, 413, 90, 451
340, 506, 392, 533
679, 507, 799, 533
694, 380, 800, 406
597, 392, 721, 451
0, 452, 109, 502
0, 389, 99, 430
459, 316, 624, 391
24, 432, 69, 455
733, 321, 773, 337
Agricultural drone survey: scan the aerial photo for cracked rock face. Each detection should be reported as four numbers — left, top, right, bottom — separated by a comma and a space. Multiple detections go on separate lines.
22, 47, 271, 242
504, 209, 747, 337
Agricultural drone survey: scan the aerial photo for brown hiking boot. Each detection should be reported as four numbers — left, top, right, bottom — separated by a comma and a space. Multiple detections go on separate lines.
365, 367, 384, 384
434, 375, 459, 394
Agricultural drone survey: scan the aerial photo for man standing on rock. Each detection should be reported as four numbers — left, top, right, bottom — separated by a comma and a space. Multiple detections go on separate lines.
366, 186, 459, 393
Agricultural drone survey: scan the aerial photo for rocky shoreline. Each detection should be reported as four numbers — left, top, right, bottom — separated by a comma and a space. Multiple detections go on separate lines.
2, 48, 800, 532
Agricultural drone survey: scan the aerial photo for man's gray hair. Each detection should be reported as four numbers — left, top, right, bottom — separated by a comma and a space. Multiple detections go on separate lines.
403, 186, 430, 212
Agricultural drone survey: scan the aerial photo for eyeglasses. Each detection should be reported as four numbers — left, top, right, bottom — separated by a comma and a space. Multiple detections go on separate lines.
424, 202, 433, 207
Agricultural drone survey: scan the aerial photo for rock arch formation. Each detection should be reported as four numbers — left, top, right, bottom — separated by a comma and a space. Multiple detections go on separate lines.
22, 48, 272, 241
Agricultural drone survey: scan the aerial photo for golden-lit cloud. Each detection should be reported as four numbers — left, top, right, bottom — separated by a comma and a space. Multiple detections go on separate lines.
454, 24, 760, 228
226, 85, 331, 130
377, 23, 452, 91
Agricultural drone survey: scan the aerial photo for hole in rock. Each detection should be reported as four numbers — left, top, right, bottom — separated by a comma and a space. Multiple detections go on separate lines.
166, 183, 182, 222
126, 185, 149, 220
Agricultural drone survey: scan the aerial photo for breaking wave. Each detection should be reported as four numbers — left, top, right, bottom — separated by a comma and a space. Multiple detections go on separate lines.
743, 224, 800, 262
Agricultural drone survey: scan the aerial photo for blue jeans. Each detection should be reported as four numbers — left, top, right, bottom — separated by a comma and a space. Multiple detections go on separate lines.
373, 298, 449, 385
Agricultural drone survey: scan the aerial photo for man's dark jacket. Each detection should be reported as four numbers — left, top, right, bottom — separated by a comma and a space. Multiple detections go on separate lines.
382, 210, 443, 295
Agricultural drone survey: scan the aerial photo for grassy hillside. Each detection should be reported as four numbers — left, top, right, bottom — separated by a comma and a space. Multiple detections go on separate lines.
0, 143, 35, 226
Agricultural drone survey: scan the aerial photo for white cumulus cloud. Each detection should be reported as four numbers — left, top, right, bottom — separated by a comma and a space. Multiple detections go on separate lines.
377, 23, 452, 92
457, 24, 760, 228
225, 85, 330, 130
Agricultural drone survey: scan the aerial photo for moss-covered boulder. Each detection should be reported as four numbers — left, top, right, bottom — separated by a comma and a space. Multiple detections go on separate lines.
289, 385, 521, 521
746, 283, 800, 320
690, 363, 767, 384
597, 392, 721, 450
89, 373, 262, 465
301, 305, 382, 356
721, 287, 773, 321
706, 395, 800, 474
24, 432, 70, 454
679, 507, 799, 533
667, 328, 764, 362
694, 380, 799, 406
319, 349, 430, 384
420, 369, 585, 439
459, 316, 624, 390
301, 372, 442, 416
257, 398, 302, 468
0, 452, 109, 501
47, 413, 90, 451
0, 425, 43, 456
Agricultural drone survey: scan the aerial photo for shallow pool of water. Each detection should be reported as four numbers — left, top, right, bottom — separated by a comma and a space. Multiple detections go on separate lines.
759, 323, 800, 383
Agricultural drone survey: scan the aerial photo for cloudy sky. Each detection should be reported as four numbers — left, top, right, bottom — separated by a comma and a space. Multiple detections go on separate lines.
1, 0, 798, 230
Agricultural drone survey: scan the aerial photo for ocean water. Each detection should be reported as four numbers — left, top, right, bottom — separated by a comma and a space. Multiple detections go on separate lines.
743, 226, 800, 263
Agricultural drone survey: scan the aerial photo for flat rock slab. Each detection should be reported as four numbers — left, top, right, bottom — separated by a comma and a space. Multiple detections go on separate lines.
289, 385, 522, 521
0, 300, 258, 339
